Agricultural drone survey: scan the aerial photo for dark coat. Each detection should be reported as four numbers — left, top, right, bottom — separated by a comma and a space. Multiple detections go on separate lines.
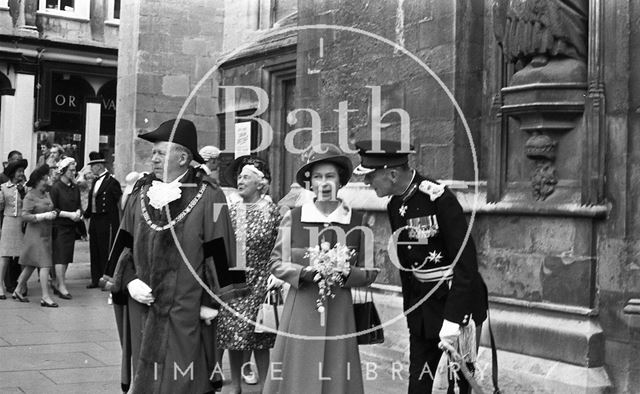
107, 168, 248, 394
387, 172, 487, 338
84, 172, 122, 223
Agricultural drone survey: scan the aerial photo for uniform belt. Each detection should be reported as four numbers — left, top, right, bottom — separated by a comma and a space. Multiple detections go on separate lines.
411, 265, 453, 282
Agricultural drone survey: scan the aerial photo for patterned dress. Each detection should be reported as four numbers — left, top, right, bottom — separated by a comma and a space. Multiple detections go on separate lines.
217, 199, 281, 350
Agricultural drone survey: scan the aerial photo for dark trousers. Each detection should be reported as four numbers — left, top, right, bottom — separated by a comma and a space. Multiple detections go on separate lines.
408, 333, 472, 394
89, 215, 118, 285
3, 257, 21, 292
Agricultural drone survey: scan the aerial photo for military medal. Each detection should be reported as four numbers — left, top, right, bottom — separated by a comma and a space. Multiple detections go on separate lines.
427, 251, 443, 264
399, 183, 418, 217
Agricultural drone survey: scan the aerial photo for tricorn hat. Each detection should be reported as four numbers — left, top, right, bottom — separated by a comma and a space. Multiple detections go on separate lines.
87, 151, 106, 165
3, 159, 28, 180
139, 118, 205, 163
224, 155, 271, 188
295, 144, 353, 187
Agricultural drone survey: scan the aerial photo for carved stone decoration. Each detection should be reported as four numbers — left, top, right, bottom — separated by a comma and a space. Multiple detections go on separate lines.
526, 133, 558, 200
493, 0, 589, 71
493, 0, 588, 201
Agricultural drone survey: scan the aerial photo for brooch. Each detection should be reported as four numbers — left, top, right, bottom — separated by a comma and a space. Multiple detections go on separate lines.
399, 205, 408, 217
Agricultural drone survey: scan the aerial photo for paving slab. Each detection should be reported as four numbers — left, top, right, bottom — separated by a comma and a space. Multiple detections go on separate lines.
41, 365, 120, 384
0, 350, 104, 372
0, 370, 55, 389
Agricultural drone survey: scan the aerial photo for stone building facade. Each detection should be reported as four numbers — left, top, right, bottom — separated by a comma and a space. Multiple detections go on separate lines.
116, 0, 639, 392
0, 0, 119, 169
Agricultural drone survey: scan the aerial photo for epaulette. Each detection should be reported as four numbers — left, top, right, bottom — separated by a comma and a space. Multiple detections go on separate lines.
418, 179, 445, 201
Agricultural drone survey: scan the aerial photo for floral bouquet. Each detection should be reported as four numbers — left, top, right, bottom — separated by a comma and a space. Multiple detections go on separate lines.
305, 241, 355, 326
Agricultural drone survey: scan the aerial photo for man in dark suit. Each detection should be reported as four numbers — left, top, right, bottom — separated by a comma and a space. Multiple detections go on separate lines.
85, 151, 122, 289
354, 139, 488, 394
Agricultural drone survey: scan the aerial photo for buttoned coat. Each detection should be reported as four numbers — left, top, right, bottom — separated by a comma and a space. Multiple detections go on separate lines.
387, 172, 488, 338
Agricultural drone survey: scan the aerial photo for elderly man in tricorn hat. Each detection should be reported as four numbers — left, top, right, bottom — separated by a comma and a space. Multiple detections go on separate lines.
107, 118, 247, 394
354, 139, 489, 394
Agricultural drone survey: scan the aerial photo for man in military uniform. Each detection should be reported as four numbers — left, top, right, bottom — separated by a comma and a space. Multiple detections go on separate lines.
354, 139, 488, 394
85, 151, 122, 289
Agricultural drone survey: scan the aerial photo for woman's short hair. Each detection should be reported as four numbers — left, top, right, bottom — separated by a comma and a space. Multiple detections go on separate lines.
26, 165, 50, 187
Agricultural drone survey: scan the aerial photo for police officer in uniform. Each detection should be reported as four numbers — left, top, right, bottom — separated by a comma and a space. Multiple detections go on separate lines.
85, 151, 122, 289
354, 139, 488, 394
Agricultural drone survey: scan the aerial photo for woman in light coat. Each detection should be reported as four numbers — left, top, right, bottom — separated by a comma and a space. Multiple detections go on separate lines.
263, 144, 378, 394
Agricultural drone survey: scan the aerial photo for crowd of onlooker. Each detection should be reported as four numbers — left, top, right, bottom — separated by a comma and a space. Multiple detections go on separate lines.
0, 146, 141, 308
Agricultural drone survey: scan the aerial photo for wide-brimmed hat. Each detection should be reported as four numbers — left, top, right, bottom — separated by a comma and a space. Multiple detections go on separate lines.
26, 164, 50, 187
3, 159, 28, 180
224, 155, 271, 188
139, 118, 205, 163
295, 144, 352, 187
87, 151, 106, 165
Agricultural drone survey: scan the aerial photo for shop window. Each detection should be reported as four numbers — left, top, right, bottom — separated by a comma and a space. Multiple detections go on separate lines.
38, 0, 89, 20
106, 0, 120, 22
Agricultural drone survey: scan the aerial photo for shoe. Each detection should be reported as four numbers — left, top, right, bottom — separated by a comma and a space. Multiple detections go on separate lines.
40, 299, 59, 308
0, 294, 6, 300
58, 292, 72, 300
52, 287, 61, 296
86, 283, 99, 289
12, 291, 29, 303
242, 371, 258, 385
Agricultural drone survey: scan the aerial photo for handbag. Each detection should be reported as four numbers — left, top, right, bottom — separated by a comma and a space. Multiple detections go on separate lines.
352, 287, 385, 345
254, 289, 284, 333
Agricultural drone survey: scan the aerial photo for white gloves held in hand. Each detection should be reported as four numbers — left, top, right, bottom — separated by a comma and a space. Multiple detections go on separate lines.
35, 211, 57, 221
438, 319, 461, 346
127, 279, 154, 305
200, 306, 219, 325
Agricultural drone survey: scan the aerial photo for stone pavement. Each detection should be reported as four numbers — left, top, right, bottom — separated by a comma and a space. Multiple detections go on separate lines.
0, 241, 408, 394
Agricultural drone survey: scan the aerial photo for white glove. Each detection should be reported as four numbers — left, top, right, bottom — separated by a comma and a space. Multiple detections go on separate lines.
127, 278, 154, 305
200, 306, 219, 325
35, 211, 56, 221
438, 319, 461, 347
266, 274, 284, 290
72, 211, 82, 222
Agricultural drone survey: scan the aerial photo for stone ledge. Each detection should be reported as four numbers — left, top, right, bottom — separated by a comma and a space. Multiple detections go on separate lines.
481, 303, 606, 368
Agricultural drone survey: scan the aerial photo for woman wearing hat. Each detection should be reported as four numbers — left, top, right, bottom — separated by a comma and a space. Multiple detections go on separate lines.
263, 144, 378, 394
0, 158, 28, 300
49, 157, 83, 299
216, 155, 282, 393
13, 165, 61, 307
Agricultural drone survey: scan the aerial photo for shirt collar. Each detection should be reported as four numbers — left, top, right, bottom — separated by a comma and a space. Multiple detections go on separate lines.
164, 169, 189, 185
97, 170, 108, 179
398, 170, 417, 197
300, 200, 352, 224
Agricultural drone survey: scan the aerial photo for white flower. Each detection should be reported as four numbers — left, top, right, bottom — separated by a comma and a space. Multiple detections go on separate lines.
147, 180, 182, 209
320, 241, 331, 252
